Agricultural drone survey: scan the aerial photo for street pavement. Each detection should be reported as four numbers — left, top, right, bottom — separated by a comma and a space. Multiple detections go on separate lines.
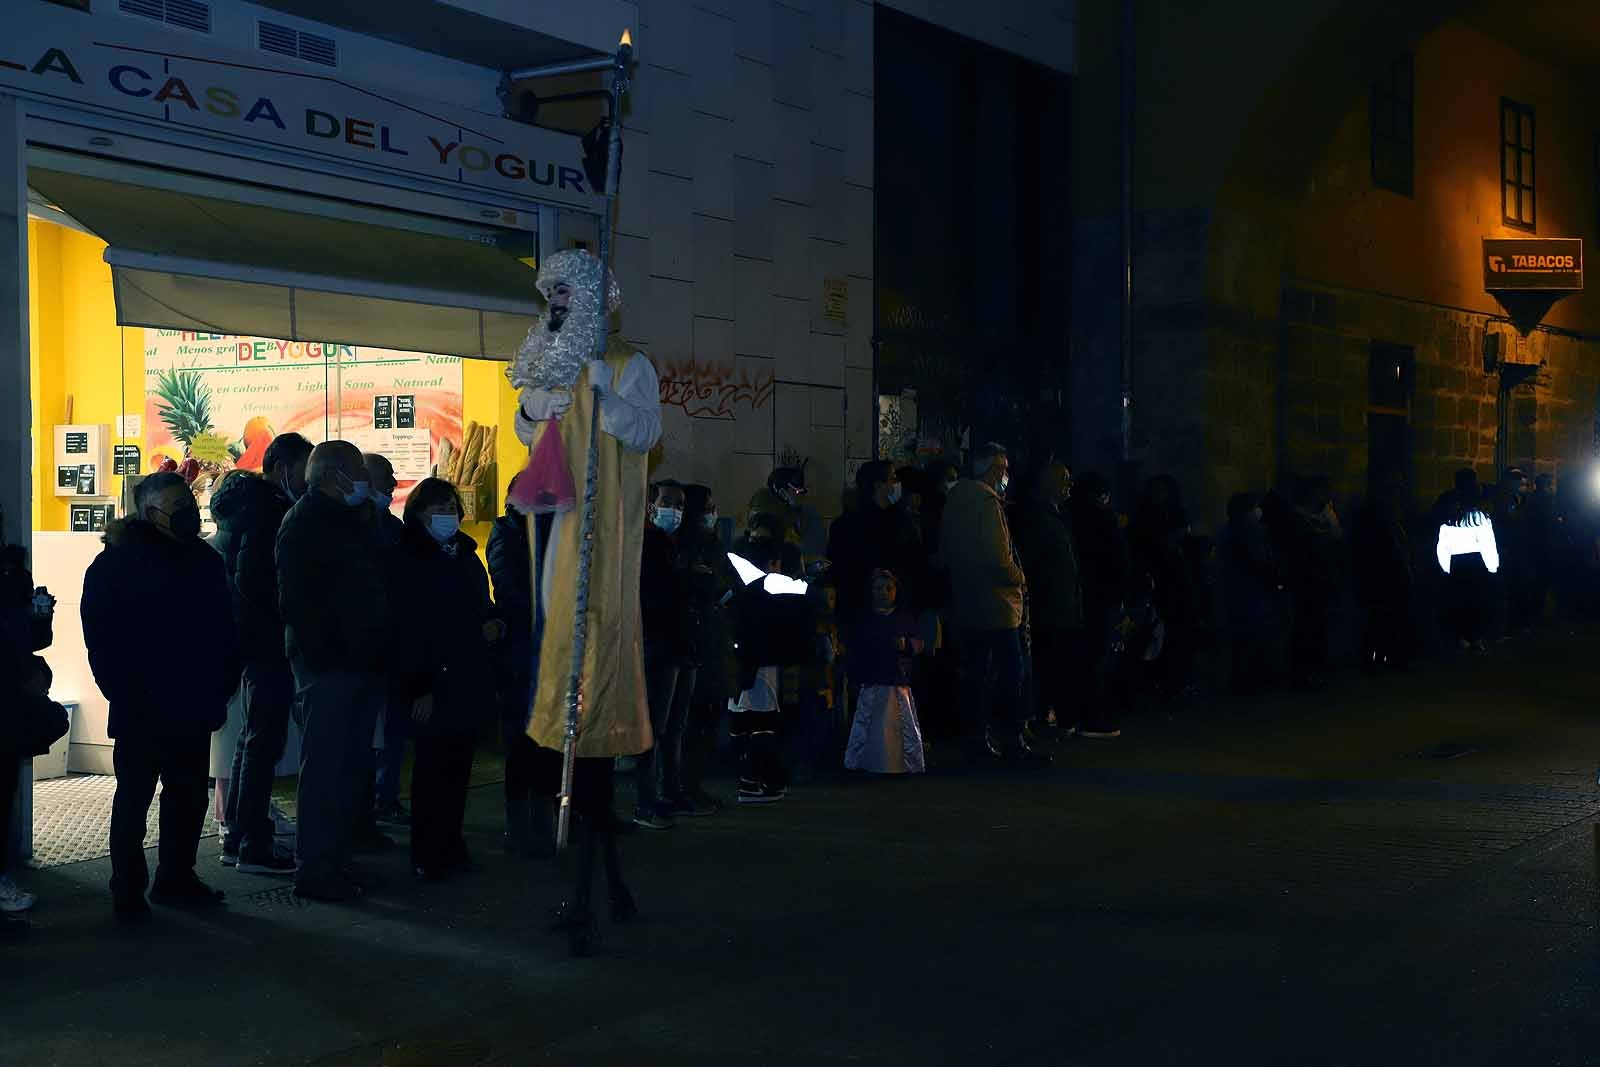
8, 626, 1600, 1066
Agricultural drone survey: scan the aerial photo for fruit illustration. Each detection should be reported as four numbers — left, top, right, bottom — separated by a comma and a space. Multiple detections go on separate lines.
233, 416, 275, 471
153, 369, 214, 450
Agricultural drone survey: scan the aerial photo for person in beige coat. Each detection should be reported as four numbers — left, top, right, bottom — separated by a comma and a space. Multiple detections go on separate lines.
939, 444, 1049, 766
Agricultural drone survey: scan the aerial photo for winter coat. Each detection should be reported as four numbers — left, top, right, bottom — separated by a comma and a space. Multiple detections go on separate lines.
1220, 516, 1281, 631
641, 523, 694, 655
82, 520, 241, 738
276, 491, 389, 675
826, 501, 928, 624
1070, 499, 1130, 635
390, 523, 498, 735
1008, 495, 1082, 632
939, 479, 1026, 632
208, 472, 293, 662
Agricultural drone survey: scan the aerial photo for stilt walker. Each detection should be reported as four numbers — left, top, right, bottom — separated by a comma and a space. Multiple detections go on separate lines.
503, 33, 661, 956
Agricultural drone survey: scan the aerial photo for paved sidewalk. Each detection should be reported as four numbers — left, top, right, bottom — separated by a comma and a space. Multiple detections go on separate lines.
8, 626, 1600, 1065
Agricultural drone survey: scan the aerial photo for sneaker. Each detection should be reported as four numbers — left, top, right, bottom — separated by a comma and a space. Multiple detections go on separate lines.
0, 875, 36, 914
1079, 727, 1122, 739
269, 803, 297, 837
689, 788, 724, 813
632, 810, 674, 831
737, 783, 787, 805
219, 838, 239, 867
149, 874, 225, 910
666, 794, 717, 818
374, 801, 411, 827
236, 846, 298, 877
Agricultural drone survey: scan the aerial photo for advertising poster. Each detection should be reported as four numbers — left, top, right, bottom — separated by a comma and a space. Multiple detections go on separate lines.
143, 330, 464, 513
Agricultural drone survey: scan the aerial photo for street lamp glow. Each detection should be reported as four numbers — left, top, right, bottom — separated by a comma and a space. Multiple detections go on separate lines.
620, 29, 633, 48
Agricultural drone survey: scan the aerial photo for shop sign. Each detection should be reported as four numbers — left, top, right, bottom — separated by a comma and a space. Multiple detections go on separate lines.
822, 277, 848, 323
1483, 238, 1584, 291
0, 5, 602, 211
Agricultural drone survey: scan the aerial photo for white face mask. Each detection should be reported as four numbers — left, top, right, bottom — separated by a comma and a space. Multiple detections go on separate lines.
997, 474, 1010, 496
702, 511, 720, 531
427, 513, 459, 543
944, 479, 959, 493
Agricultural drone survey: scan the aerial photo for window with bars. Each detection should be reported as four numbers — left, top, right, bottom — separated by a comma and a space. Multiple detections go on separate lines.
1371, 54, 1413, 196
1502, 98, 1535, 231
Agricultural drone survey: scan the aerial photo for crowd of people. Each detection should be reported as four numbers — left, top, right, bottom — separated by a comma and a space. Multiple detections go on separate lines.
4, 423, 1600, 945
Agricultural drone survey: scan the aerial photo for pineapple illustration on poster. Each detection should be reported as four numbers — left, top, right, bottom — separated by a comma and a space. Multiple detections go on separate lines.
143, 330, 464, 508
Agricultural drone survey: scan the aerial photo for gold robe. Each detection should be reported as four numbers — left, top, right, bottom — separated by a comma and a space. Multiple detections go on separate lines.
526, 344, 659, 756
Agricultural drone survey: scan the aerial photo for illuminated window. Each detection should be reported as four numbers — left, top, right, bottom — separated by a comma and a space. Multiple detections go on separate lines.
1371, 54, 1413, 196
1501, 98, 1535, 231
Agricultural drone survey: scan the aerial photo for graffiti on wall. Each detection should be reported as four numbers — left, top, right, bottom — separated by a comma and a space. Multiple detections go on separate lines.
657, 357, 775, 419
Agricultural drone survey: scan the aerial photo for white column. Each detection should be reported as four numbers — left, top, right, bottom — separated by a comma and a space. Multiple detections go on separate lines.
0, 95, 28, 552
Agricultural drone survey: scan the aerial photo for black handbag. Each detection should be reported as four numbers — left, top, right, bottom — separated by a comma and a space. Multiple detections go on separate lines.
18, 691, 69, 757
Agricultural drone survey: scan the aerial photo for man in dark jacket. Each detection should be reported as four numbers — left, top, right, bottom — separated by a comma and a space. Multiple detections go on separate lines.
826, 461, 926, 627
635, 481, 697, 829
1009, 461, 1083, 734
83, 473, 242, 922
487, 477, 552, 857
276, 440, 389, 902
363, 452, 408, 835
210, 432, 311, 876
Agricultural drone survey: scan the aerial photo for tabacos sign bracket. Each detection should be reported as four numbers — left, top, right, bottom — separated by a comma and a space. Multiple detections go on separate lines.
1482, 237, 1583, 337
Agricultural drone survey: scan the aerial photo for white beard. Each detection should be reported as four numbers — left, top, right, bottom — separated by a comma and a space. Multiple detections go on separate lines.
506, 312, 596, 391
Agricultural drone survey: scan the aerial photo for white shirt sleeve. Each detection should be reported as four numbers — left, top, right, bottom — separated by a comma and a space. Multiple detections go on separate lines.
598, 352, 663, 454
1479, 517, 1500, 574
1435, 524, 1453, 574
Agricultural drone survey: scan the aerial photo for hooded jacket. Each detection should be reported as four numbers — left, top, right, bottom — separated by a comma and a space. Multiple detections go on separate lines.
82, 519, 241, 738
209, 472, 294, 661
275, 491, 389, 675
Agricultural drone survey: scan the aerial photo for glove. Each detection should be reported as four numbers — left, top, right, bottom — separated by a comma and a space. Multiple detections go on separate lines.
587, 360, 614, 398
519, 387, 573, 423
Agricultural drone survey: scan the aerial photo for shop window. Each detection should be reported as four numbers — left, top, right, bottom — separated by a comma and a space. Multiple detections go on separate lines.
1371, 54, 1413, 196
1501, 98, 1536, 231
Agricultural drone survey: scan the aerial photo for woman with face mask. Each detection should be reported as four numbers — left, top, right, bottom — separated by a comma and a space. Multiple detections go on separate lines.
391, 477, 506, 880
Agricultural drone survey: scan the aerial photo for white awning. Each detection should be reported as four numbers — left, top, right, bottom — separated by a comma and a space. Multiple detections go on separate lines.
28, 166, 540, 360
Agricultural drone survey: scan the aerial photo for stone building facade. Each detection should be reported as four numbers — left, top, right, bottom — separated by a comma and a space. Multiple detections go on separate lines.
1069, 1, 1600, 523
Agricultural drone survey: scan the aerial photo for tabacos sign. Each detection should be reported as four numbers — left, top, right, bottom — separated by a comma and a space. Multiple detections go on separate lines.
0, 6, 600, 210
1483, 237, 1584, 292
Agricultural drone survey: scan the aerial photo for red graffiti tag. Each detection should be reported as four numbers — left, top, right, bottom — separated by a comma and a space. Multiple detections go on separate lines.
657, 358, 774, 419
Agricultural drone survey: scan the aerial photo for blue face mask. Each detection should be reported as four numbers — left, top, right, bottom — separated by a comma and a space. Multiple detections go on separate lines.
371, 491, 394, 511
653, 506, 683, 534
337, 472, 368, 508
427, 513, 460, 543
887, 483, 903, 505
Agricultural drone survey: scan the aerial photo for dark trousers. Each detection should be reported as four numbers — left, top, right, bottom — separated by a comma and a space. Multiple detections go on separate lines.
637, 645, 696, 813
1446, 555, 1491, 643
225, 658, 293, 856
109, 731, 210, 901
959, 627, 1024, 745
410, 731, 475, 873
1031, 626, 1080, 729
1290, 587, 1331, 682
374, 685, 413, 811
0, 751, 17, 873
